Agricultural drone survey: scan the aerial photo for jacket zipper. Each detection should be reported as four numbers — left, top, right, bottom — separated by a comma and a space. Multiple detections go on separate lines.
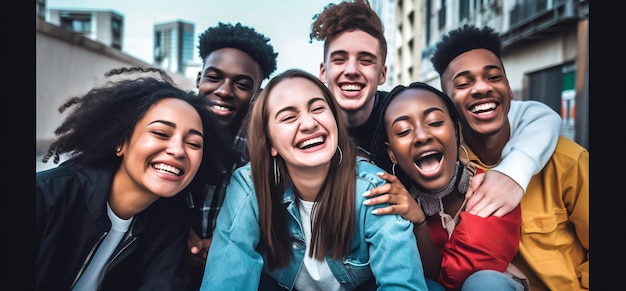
71, 231, 108, 289
95, 219, 138, 291
95, 236, 137, 290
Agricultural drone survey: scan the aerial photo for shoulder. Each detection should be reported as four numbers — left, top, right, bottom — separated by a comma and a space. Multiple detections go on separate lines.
232, 162, 252, 179
508, 99, 557, 117
227, 163, 255, 195
355, 160, 386, 186
36, 162, 92, 186
36, 162, 115, 194
553, 136, 588, 161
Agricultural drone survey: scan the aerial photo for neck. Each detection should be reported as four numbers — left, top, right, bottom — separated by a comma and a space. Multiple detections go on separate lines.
110, 169, 159, 219
344, 95, 376, 128
410, 161, 471, 216
460, 124, 510, 167
286, 164, 329, 201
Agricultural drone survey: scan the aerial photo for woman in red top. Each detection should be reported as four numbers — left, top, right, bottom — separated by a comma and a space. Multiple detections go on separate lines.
367, 82, 526, 290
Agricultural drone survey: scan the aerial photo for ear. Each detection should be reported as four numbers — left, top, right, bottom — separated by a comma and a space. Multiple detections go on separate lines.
319, 62, 327, 83
384, 142, 397, 164
115, 145, 124, 157
196, 71, 202, 89
378, 65, 387, 85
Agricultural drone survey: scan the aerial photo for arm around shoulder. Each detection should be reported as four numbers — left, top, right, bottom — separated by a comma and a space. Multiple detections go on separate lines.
496, 100, 561, 191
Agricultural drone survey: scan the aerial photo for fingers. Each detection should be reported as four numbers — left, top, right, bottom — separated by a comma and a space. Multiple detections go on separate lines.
466, 170, 524, 218
190, 245, 200, 255
188, 237, 212, 265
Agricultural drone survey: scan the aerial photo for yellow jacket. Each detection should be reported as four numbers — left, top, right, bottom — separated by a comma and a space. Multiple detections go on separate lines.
463, 136, 589, 290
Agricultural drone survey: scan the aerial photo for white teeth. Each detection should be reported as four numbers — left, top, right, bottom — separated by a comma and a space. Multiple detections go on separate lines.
153, 163, 181, 176
419, 150, 437, 159
340, 84, 362, 91
298, 136, 324, 148
212, 104, 232, 112
470, 102, 496, 113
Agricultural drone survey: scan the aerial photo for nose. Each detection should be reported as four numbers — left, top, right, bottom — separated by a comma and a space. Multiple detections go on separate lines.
344, 57, 360, 76
214, 80, 234, 98
412, 125, 432, 146
165, 139, 186, 158
299, 112, 319, 131
470, 78, 492, 96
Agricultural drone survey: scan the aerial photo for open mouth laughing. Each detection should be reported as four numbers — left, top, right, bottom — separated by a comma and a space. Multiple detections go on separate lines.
297, 136, 325, 149
414, 151, 443, 173
152, 163, 183, 176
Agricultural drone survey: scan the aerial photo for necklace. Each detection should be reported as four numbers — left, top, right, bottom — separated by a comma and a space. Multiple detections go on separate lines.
460, 144, 499, 168
483, 160, 500, 168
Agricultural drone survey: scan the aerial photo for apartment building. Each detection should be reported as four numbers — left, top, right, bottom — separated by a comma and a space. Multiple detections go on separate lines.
154, 20, 196, 76
391, 0, 588, 148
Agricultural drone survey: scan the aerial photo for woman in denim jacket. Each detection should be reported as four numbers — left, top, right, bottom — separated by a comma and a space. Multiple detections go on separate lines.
200, 69, 427, 291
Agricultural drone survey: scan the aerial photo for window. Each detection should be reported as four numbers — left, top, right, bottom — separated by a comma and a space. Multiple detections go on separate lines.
60, 13, 92, 34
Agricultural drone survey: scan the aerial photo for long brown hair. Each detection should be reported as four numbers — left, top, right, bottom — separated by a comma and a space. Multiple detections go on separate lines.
247, 69, 357, 270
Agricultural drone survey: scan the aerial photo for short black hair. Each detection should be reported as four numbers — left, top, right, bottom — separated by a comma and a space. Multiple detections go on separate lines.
431, 24, 502, 76
198, 22, 278, 80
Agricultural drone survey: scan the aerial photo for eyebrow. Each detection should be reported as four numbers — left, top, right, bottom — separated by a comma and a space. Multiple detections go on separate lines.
205, 66, 254, 82
149, 120, 204, 138
390, 107, 444, 126
329, 50, 378, 60
274, 97, 326, 119
452, 64, 502, 81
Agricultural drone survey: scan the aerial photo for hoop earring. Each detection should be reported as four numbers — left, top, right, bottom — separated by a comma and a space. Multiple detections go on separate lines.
459, 144, 469, 167
392, 164, 397, 176
333, 146, 343, 166
273, 156, 280, 186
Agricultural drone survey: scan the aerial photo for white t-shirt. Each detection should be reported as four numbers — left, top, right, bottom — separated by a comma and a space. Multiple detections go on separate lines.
73, 203, 133, 291
294, 199, 344, 291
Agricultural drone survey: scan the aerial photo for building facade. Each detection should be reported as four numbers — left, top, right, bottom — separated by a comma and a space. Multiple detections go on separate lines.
153, 20, 196, 75
48, 8, 124, 50
37, 5, 196, 171
391, 0, 589, 148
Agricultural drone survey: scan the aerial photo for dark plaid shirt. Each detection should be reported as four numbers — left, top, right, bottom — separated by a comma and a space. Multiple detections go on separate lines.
189, 128, 249, 238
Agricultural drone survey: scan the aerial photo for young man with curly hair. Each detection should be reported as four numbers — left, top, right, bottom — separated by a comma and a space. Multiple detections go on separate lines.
431, 24, 589, 290
310, 0, 562, 222
187, 22, 278, 290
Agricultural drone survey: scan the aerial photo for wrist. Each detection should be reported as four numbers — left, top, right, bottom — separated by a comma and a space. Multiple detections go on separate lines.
414, 218, 426, 226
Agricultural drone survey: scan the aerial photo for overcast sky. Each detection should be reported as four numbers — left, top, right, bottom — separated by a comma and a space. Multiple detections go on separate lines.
47, 0, 340, 76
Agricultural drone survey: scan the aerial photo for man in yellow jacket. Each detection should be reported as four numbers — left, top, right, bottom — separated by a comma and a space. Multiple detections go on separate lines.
431, 24, 589, 290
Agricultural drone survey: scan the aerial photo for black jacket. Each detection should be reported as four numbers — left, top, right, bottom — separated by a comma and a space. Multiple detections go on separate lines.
36, 159, 190, 290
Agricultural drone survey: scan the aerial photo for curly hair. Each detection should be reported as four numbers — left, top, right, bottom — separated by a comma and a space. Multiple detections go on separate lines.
309, 0, 387, 63
431, 24, 502, 76
198, 22, 278, 80
370, 82, 460, 186
42, 67, 235, 177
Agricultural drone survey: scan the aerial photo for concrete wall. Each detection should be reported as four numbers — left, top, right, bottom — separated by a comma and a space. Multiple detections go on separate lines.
36, 18, 196, 171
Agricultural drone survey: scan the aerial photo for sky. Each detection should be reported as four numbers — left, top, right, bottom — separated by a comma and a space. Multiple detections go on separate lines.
47, 0, 341, 77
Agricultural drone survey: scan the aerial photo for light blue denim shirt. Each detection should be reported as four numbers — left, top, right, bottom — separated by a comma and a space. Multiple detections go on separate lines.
200, 160, 427, 290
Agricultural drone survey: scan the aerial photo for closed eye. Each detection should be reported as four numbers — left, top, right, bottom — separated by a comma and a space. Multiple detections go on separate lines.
152, 131, 169, 138
396, 128, 411, 137
186, 141, 202, 149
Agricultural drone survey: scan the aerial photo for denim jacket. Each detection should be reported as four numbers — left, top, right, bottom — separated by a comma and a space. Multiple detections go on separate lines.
200, 160, 427, 290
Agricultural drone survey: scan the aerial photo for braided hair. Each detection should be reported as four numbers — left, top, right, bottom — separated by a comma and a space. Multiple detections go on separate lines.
370, 82, 460, 186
